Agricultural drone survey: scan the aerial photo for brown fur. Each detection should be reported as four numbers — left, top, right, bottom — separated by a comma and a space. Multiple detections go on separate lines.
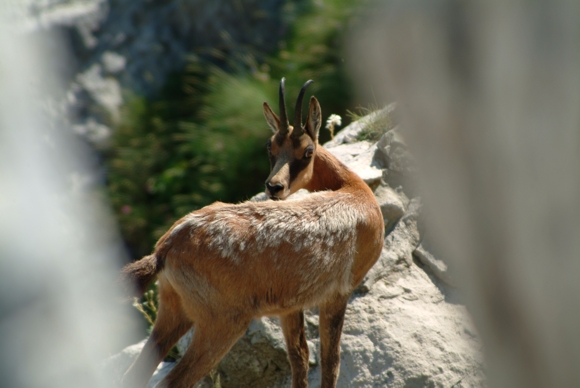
120, 254, 164, 298
121, 80, 384, 388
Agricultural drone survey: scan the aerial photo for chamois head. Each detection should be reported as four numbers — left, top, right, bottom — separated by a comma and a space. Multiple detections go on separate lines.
263, 78, 322, 200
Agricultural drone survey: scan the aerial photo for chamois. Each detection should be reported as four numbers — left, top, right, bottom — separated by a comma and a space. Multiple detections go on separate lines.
121, 79, 385, 388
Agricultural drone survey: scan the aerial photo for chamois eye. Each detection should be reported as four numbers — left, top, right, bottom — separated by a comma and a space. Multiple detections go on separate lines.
266, 140, 272, 153
304, 146, 314, 159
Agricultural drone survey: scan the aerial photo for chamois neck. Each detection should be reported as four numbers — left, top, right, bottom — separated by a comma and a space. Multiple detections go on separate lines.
306, 146, 362, 192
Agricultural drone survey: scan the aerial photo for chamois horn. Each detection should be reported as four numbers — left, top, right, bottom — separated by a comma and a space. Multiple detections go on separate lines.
278, 78, 289, 136
292, 79, 314, 137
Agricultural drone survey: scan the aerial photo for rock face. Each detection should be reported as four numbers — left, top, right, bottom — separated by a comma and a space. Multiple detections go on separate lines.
110, 108, 485, 387
20, 0, 290, 144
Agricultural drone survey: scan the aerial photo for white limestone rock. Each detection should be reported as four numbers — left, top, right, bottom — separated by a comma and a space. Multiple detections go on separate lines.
414, 243, 457, 288
332, 264, 484, 388
101, 339, 176, 388
326, 141, 383, 189
374, 184, 408, 230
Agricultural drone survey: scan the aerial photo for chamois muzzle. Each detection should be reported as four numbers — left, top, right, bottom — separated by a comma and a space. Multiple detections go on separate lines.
266, 182, 284, 199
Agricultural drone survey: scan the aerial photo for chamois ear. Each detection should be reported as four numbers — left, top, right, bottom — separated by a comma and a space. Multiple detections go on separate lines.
305, 96, 322, 140
263, 102, 280, 133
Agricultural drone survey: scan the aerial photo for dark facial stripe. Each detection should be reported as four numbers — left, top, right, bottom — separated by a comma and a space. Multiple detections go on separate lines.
266, 140, 276, 170
289, 155, 311, 183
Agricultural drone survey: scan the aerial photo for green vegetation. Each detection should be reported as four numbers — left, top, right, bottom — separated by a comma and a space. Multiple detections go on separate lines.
106, 69, 275, 257
349, 106, 394, 142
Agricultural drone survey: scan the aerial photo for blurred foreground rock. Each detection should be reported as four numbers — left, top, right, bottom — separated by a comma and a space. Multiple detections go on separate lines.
108, 107, 485, 387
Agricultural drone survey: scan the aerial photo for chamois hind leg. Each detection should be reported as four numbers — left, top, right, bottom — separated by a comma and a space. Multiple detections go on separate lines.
319, 294, 349, 388
156, 313, 252, 388
280, 310, 309, 388
123, 278, 192, 388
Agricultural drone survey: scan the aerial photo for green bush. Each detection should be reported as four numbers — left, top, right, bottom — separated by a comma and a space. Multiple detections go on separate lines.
107, 69, 274, 258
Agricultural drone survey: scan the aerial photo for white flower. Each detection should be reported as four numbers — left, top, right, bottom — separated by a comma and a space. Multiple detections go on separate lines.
325, 114, 342, 129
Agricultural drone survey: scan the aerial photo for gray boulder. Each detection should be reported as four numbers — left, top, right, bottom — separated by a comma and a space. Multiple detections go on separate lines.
373, 184, 408, 231
326, 141, 383, 190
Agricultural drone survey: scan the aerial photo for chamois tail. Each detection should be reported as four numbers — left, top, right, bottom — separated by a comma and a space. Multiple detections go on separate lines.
120, 253, 165, 298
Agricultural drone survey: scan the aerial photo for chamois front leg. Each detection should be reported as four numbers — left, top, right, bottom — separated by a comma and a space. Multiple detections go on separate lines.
280, 310, 309, 388
319, 294, 349, 388
123, 278, 192, 388
157, 313, 252, 388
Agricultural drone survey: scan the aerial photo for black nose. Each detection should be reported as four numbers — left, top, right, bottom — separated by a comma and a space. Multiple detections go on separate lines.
266, 182, 284, 195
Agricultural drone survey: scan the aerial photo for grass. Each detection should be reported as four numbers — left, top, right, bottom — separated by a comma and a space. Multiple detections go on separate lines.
348, 105, 394, 142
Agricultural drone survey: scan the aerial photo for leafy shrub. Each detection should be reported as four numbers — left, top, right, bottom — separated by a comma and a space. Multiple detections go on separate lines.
107, 69, 274, 258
